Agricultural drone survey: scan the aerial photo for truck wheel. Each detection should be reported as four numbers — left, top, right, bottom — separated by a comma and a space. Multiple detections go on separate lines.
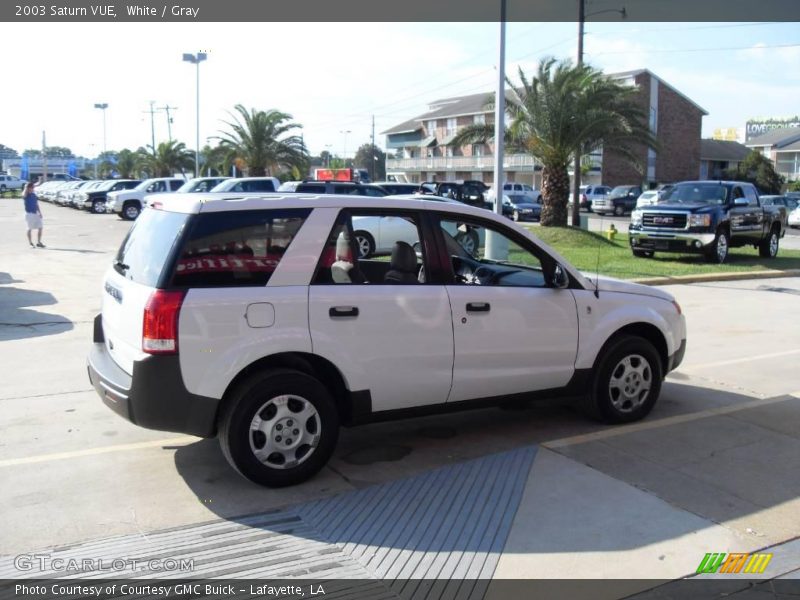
0, 185, 6, 193
92, 200, 106, 214
758, 227, 779, 258
583, 335, 662, 424
353, 231, 375, 259
632, 249, 654, 258
704, 228, 729, 264
218, 368, 339, 487
122, 202, 140, 220
614, 204, 625, 217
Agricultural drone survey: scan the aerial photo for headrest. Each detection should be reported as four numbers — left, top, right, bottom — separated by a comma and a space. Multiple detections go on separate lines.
390, 241, 417, 273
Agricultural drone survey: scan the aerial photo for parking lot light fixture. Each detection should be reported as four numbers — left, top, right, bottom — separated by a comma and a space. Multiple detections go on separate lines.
183, 52, 207, 178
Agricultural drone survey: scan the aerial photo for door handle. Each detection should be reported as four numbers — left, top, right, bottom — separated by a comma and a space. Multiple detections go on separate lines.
329, 306, 359, 318
466, 302, 490, 313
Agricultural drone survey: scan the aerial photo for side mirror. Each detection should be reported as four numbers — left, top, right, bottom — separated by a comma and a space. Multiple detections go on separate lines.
551, 264, 569, 289
733, 197, 749, 207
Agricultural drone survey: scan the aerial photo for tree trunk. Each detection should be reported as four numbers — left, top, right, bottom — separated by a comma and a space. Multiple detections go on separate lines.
249, 165, 266, 177
540, 163, 570, 227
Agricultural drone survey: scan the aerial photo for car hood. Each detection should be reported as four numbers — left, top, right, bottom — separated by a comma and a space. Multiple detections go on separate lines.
581, 273, 674, 302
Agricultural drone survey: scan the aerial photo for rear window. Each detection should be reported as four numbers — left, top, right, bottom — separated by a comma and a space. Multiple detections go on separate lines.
171, 209, 311, 288
296, 183, 326, 193
114, 209, 189, 287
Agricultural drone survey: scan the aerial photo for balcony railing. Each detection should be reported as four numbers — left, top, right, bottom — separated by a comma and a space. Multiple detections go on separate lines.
386, 154, 539, 171
386, 154, 602, 172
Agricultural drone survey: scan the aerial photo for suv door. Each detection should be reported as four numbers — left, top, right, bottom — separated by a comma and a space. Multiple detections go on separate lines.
435, 216, 578, 402
308, 209, 454, 412
728, 184, 758, 243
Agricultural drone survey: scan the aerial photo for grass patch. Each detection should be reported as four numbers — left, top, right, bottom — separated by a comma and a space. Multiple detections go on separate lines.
523, 225, 800, 280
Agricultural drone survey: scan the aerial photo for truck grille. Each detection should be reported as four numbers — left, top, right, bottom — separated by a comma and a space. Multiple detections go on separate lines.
642, 212, 687, 229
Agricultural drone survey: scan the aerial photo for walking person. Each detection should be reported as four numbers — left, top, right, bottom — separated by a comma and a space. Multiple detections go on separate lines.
23, 182, 45, 248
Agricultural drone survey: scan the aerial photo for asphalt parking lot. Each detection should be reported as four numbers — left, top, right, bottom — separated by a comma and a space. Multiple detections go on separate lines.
1, 199, 800, 594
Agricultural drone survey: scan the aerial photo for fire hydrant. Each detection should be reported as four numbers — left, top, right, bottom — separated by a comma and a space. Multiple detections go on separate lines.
605, 223, 618, 241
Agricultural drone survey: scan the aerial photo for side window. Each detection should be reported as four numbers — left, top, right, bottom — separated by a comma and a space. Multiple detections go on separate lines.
361, 186, 384, 197
169, 180, 183, 191
251, 180, 275, 192
313, 211, 426, 285
744, 186, 758, 206
171, 209, 311, 288
147, 181, 166, 193
439, 218, 548, 288
732, 186, 745, 202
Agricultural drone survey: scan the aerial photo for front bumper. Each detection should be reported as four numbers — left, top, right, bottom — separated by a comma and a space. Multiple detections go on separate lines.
667, 338, 687, 373
87, 314, 220, 437
629, 229, 715, 253
105, 198, 122, 213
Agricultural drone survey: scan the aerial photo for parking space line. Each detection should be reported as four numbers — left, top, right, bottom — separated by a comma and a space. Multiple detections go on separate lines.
681, 348, 800, 371
0, 436, 198, 468
544, 393, 799, 450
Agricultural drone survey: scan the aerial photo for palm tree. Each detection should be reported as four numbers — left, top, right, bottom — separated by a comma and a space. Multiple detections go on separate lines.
140, 141, 195, 178
453, 57, 657, 227
217, 105, 307, 176
107, 149, 139, 179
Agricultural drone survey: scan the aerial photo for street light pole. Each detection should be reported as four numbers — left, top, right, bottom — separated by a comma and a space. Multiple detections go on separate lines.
340, 130, 351, 166
93, 103, 108, 157
183, 52, 207, 178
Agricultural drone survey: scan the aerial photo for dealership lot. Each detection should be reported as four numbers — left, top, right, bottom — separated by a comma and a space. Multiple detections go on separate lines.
1, 200, 800, 590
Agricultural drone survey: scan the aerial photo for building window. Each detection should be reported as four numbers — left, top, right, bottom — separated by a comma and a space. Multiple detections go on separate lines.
473, 144, 484, 157
446, 118, 457, 135
426, 120, 436, 135
649, 107, 658, 133
445, 146, 454, 158
474, 114, 486, 125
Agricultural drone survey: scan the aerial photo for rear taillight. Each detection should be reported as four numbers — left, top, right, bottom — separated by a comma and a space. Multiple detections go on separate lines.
142, 290, 186, 354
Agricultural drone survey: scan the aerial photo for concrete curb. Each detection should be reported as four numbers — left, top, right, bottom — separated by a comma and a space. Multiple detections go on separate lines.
632, 268, 800, 286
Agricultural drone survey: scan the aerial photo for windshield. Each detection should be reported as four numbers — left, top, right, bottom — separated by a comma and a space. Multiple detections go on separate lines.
609, 186, 634, 198
787, 198, 799, 210
134, 179, 157, 191
660, 183, 728, 205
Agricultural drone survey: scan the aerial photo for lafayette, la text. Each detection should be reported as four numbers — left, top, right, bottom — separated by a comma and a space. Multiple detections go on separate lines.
16, 584, 326, 597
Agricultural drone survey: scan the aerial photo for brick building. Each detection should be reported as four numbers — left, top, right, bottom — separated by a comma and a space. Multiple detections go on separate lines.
383, 69, 706, 189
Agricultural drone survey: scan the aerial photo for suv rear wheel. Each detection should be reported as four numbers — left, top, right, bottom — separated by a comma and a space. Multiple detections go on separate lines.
218, 369, 339, 487
583, 335, 662, 424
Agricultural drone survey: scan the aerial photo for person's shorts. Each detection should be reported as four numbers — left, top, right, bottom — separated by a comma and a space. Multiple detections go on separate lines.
25, 213, 43, 229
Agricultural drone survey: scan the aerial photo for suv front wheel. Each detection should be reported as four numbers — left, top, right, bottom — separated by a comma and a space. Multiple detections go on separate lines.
583, 335, 662, 424
219, 369, 339, 487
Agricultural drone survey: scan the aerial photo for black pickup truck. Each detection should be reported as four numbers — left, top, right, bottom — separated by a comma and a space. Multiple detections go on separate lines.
629, 181, 787, 263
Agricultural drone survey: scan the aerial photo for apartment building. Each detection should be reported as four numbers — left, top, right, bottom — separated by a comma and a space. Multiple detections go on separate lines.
745, 127, 800, 182
383, 69, 706, 189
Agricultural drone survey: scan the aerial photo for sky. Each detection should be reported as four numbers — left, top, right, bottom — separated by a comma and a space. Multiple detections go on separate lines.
2, 21, 799, 160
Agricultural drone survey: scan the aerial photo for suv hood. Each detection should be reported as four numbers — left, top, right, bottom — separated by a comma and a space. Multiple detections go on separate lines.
581, 273, 674, 302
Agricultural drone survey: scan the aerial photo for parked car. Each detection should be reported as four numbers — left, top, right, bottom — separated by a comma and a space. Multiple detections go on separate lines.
0, 174, 27, 193
106, 177, 185, 220
176, 177, 231, 193
209, 177, 280, 193
503, 194, 542, 221
572, 185, 611, 211
421, 180, 489, 208
81, 179, 142, 213
88, 193, 686, 486
629, 180, 787, 263
635, 190, 660, 208
294, 180, 387, 196
761, 195, 800, 211
55, 180, 96, 206
374, 182, 421, 195
278, 181, 302, 192
592, 185, 642, 216
788, 205, 800, 228
494, 182, 541, 203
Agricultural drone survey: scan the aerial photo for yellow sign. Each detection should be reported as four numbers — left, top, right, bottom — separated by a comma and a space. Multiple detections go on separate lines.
712, 128, 740, 142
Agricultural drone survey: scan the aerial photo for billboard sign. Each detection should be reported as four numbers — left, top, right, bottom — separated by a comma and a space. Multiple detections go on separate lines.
745, 116, 800, 142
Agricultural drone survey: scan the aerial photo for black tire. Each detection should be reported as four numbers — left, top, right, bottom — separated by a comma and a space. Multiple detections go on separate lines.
758, 227, 779, 258
583, 335, 663, 424
613, 204, 625, 217
632, 249, 654, 258
92, 200, 106, 214
0, 185, 6, 193
218, 368, 339, 487
121, 202, 140, 220
704, 228, 729, 264
353, 230, 375, 259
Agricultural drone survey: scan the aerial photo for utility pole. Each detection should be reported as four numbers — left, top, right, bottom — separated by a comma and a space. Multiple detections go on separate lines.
144, 101, 160, 152
160, 105, 178, 141
42, 131, 47, 183
370, 114, 376, 182
571, 0, 586, 229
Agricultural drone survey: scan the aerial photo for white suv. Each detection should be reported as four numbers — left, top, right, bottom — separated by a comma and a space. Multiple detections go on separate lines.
88, 194, 687, 487
106, 177, 185, 220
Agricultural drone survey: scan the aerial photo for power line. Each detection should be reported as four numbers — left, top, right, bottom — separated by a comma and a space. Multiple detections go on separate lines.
588, 42, 800, 55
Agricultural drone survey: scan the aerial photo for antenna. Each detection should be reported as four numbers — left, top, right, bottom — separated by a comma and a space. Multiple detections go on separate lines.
594, 200, 602, 299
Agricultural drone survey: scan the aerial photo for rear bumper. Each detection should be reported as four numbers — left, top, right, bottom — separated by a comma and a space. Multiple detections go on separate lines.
87, 314, 220, 437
